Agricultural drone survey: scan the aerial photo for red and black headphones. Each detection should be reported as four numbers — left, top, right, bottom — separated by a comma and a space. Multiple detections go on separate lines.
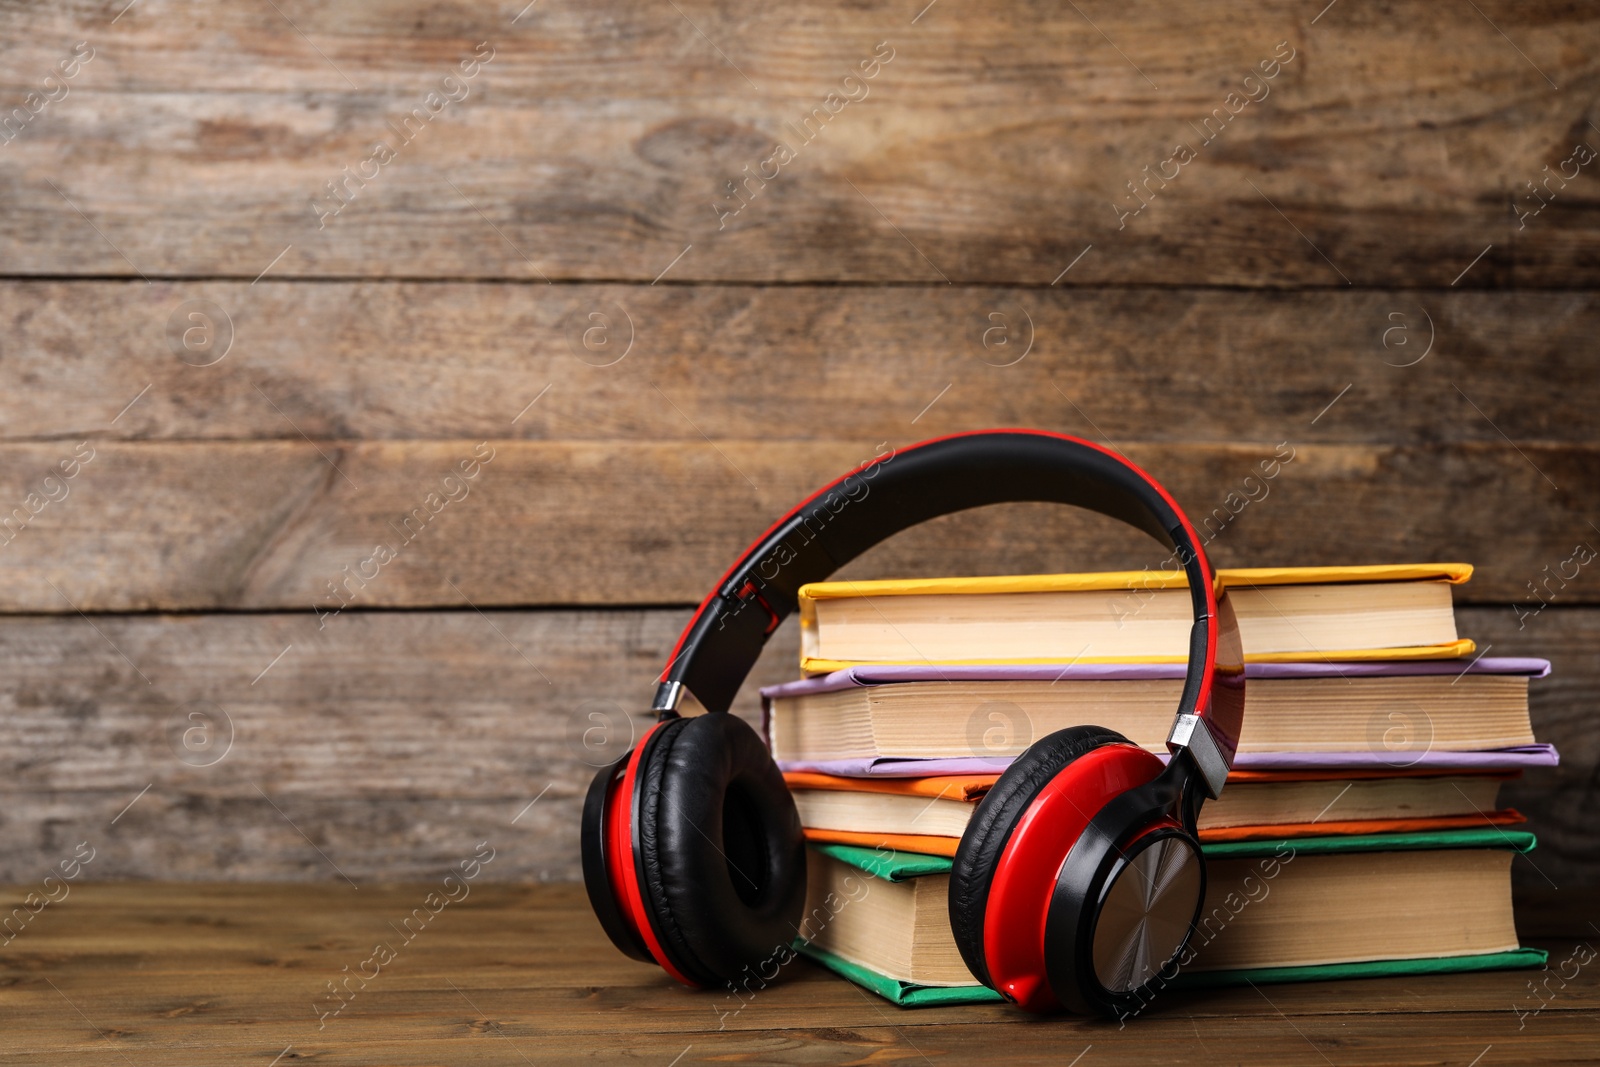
582, 429, 1245, 1017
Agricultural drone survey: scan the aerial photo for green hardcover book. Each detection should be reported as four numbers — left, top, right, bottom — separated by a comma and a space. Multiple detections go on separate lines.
798, 833, 1546, 1007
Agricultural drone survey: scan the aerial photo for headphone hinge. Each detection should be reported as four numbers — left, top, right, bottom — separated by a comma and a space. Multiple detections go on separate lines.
650, 680, 712, 719
651, 680, 684, 716
1166, 713, 1230, 800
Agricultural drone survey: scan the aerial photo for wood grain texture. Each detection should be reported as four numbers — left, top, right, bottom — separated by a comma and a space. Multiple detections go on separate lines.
0, 882, 1593, 1065
1, 2, 1597, 284
0, 606, 1592, 888
0, 609, 797, 883
0, 439, 1592, 611
3, 281, 1599, 444
2, 0, 1596, 913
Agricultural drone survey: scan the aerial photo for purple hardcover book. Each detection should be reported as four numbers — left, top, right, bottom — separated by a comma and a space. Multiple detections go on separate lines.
762, 658, 1557, 776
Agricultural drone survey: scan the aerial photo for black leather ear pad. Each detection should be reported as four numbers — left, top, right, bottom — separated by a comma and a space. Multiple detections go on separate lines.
635, 713, 807, 987
949, 725, 1132, 990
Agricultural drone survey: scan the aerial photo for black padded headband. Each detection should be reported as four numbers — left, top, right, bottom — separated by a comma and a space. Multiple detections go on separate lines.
652, 431, 1237, 792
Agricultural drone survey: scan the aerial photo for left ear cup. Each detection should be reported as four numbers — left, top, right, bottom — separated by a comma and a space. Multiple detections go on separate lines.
634, 713, 806, 987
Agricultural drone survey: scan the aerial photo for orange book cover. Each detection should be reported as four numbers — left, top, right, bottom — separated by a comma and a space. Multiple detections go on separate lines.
783, 771, 998, 801
802, 809, 1527, 857
1194, 810, 1526, 842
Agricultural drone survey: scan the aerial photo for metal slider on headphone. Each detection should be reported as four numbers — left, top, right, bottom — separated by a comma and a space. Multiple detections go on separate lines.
1167, 713, 1230, 800
651, 680, 710, 718
651, 680, 683, 714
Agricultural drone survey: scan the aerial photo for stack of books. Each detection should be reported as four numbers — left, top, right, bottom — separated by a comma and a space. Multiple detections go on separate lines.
762, 564, 1555, 1006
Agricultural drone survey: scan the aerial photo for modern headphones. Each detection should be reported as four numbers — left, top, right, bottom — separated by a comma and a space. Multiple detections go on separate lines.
582, 429, 1245, 1017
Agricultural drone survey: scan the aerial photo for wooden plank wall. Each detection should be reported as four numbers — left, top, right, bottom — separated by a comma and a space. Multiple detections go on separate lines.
0, 1, 1596, 888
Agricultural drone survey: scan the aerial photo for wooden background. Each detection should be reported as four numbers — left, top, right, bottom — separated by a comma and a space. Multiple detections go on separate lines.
0, 0, 1596, 895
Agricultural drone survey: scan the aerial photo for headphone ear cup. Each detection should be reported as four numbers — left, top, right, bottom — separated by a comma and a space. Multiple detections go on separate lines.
635, 714, 806, 987
1046, 816, 1206, 1017
581, 750, 653, 962
949, 726, 1132, 991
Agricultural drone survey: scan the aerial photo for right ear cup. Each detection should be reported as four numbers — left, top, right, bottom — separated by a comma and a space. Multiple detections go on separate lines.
634, 713, 807, 987
949, 726, 1129, 987
949, 725, 1167, 1010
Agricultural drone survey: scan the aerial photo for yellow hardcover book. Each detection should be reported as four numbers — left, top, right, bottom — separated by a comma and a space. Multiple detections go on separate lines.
797, 564, 1474, 673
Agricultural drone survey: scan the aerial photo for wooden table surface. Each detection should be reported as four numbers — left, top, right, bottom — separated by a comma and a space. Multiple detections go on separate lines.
4, 883, 1595, 1065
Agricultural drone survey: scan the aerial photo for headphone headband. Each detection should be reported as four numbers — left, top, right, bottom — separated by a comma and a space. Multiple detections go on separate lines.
654, 429, 1241, 795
